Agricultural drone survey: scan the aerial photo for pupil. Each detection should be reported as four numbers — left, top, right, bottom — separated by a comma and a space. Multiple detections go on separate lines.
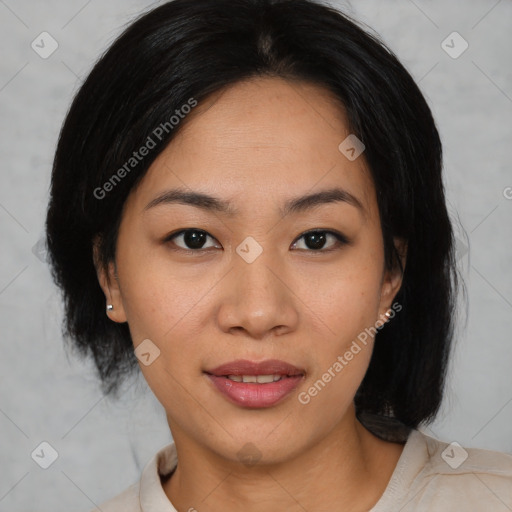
185, 230, 206, 249
306, 232, 326, 250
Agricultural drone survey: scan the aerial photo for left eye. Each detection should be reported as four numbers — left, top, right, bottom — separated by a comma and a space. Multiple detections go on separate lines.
164, 229, 348, 252
291, 230, 348, 251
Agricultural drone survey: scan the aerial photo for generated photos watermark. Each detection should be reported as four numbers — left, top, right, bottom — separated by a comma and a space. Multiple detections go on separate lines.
298, 301, 402, 405
94, 97, 198, 200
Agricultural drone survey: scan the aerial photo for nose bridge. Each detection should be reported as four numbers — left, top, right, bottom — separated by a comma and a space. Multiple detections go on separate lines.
237, 245, 279, 297
218, 241, 298, 337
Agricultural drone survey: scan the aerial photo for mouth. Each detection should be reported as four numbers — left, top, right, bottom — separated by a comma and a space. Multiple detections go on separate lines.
204, 359, 305, 408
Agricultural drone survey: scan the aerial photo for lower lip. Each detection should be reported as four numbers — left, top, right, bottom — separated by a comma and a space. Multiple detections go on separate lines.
206, 374, 303, 408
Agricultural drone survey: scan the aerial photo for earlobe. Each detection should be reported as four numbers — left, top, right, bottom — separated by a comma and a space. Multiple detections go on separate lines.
92, 235, 128, 323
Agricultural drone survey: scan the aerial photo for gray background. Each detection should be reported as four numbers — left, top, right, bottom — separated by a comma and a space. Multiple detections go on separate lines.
1, 0, 511, 510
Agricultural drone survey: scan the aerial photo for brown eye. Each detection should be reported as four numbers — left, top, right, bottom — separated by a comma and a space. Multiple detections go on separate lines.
291, 230, 349, 251
165, 229, 220, 251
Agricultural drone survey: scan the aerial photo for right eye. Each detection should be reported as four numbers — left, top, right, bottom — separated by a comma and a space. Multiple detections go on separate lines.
164, 229, 221, 252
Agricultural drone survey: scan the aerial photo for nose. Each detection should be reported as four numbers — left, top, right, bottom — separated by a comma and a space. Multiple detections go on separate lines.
216, 249, 299, 340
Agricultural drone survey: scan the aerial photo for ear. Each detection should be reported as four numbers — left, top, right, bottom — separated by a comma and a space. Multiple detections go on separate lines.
378, 237, 407, 319
92, 235, 127, 323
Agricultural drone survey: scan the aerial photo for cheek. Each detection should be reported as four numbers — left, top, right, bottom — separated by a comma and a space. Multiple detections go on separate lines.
117, 244, 210, 342
297, 243, 384, 407
117, 254, 210, 408
115, 246, 223, 403
295, 263, 382, 422
304, 252, 384, 345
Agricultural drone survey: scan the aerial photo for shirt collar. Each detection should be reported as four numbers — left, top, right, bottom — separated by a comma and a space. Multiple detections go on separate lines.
139, 441, 179, 511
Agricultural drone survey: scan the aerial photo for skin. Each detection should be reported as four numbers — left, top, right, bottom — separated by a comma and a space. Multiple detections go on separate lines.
94, 77, 407, 511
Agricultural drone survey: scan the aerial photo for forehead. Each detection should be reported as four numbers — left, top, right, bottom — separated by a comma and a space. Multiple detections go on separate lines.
128, 77, 377, 220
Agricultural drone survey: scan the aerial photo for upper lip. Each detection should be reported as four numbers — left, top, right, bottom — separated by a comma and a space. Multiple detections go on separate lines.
205, 359, 305, 377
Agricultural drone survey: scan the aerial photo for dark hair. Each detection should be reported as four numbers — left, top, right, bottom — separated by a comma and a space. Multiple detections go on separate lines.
45, 0, 462, 428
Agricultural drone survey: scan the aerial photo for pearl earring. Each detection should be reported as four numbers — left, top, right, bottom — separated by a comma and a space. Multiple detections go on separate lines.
107, 304, 114, 312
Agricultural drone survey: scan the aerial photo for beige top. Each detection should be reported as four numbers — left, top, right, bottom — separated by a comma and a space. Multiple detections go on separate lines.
91, 429, 512, 511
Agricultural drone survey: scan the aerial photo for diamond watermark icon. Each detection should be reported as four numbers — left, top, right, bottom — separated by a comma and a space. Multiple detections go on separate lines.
236, 236, 263, 264
338, 134, 365, 161
441, 32, 468, 59
237, 442, 262, 467
441, 441, 468, 469
31, 441, 59, 469
135, 338, 161, 366
31, 31, 59, 59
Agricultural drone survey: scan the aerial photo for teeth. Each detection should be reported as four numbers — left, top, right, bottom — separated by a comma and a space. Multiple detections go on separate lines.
255, 375, 275, 384
226, 374, 285, 383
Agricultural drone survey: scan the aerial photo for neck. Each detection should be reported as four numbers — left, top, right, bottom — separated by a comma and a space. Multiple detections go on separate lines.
162, 408, 405, 511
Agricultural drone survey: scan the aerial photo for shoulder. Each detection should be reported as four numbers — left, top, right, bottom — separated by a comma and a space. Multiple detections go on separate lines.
417, 429, 512, 475
397, 429, 512, 510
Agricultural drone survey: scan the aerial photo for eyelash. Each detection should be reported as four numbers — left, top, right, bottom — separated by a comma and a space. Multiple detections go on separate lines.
163, 228, 350, 254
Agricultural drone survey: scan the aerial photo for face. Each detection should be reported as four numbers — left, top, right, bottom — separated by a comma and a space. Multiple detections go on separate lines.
95, 77, 405, 464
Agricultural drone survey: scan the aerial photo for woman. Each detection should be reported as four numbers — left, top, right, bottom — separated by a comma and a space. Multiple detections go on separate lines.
45, 0, 512, 510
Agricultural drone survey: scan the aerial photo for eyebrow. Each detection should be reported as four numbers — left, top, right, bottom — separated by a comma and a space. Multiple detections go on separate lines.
143, 186, 365, 218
